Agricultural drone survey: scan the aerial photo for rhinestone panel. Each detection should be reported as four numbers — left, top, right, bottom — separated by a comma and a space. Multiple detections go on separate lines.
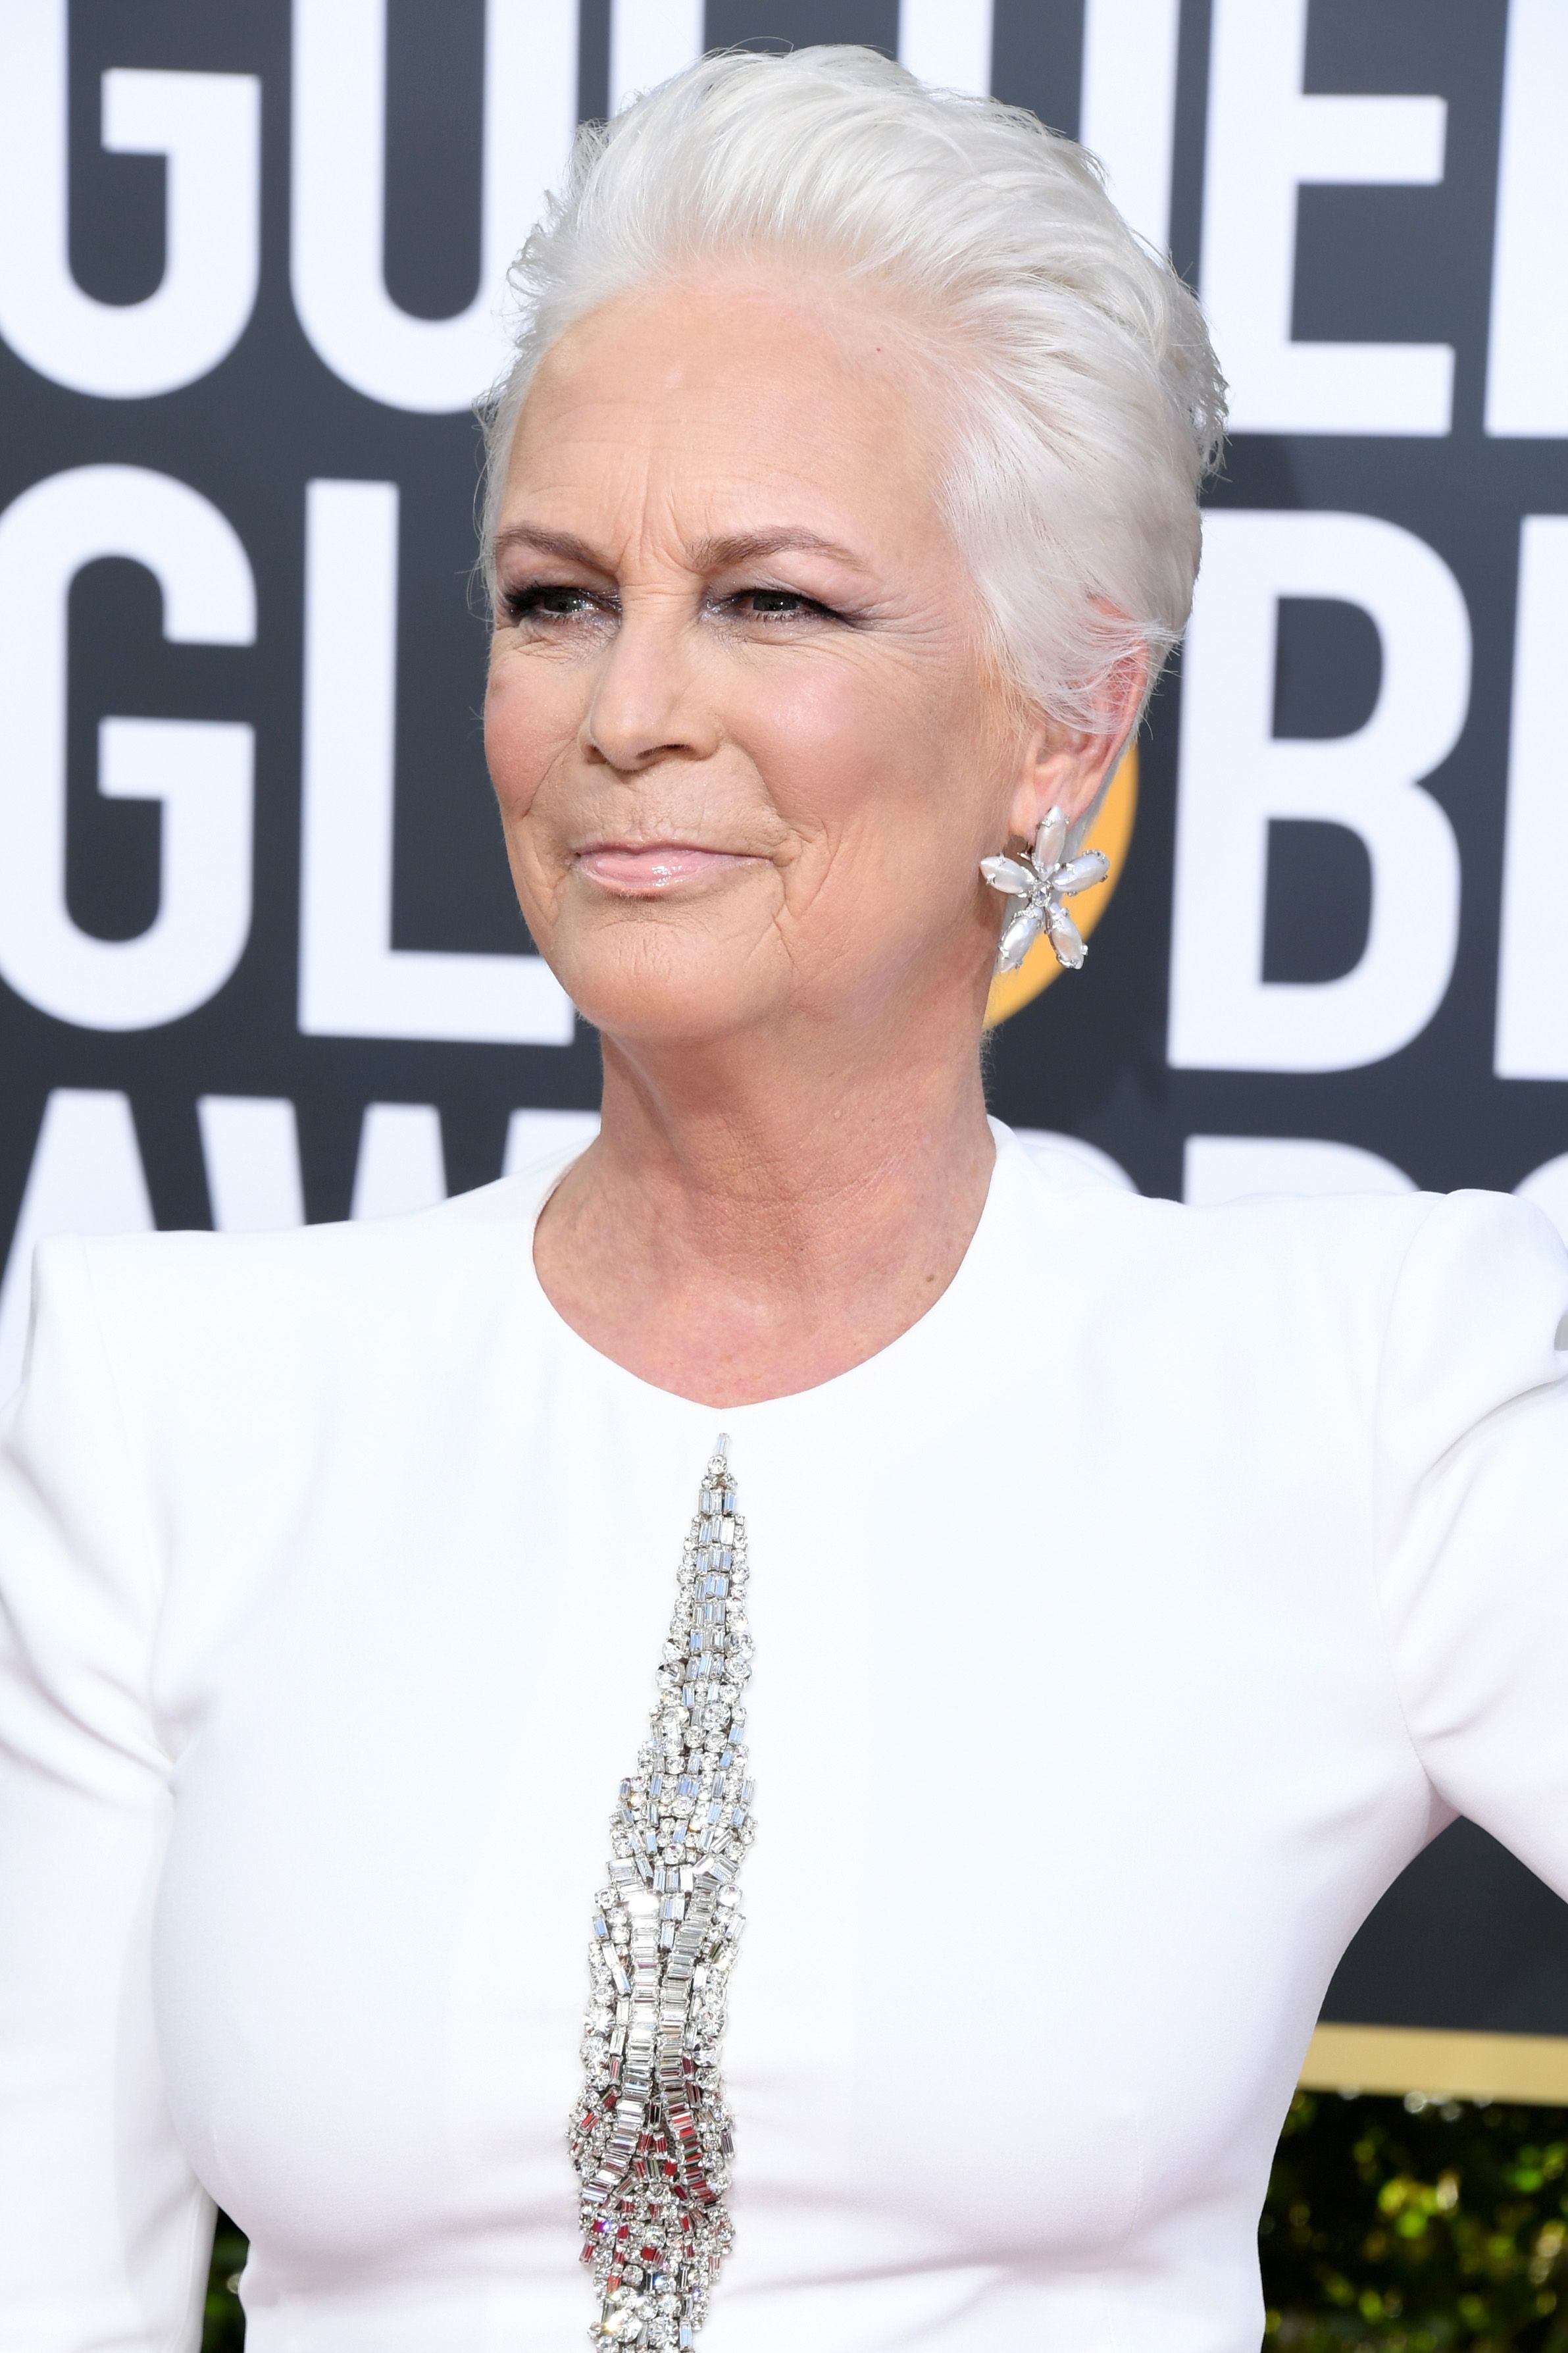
570, 1435, 755, 2349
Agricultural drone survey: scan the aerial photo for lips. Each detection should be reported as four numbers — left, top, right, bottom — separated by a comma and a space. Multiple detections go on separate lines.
576, 843, 756, 894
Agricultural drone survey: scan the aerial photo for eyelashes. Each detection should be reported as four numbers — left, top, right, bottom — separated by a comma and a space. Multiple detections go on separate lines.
497, 582, 848, 629
726, 589, 841, 621
499, 584, 605, 624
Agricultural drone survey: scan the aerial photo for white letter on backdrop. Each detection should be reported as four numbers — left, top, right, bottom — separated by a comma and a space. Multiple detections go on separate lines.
897, 0, 994, 97
299, 480, 573, 1045
1169, 511, 1468, 1075
198, 1096, 307, 1233
1495, 519, 1568, 1078
1080, 0, 1182, 255
0, 1091, 155, 1406
351, 1104, 447, 1222
0, 466, 256, 1032
291, 0, 578, 413
609, 0, 705, 114
1486, 0, 1568, 434
1201, 0, 1451, 434
0, 3, 259, 398
505, 1106, 603, 1174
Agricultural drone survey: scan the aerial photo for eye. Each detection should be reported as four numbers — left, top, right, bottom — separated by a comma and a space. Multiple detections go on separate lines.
723, 588, 840, 623
500, 582, 606, 625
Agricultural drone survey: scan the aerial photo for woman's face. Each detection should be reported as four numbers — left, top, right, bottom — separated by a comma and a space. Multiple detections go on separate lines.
485, 271, 1088, 1050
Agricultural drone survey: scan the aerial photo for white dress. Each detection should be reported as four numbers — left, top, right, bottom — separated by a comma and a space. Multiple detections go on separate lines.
2, 1121, 1566, 2353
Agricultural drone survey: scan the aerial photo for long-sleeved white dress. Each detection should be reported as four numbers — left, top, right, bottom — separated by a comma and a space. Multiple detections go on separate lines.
1, 1120, 1565, 2353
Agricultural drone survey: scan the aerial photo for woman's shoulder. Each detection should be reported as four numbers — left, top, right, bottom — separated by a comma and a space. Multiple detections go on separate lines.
1003, 1131, 1566, 1366
1011, 1127, 1555, 1274
25, 1165, 563, 1405
1128, 1176, 1561, 1297
79, 1162, 551, 1279
0, 1164, 578, 1679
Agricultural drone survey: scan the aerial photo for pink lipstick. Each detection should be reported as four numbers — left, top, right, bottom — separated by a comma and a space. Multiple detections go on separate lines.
576, 844, 755, 894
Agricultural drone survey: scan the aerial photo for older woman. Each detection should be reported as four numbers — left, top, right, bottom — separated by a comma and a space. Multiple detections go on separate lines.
1, 44, 1565, 2353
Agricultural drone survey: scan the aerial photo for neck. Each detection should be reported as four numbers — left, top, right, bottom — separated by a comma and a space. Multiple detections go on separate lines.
532, 983, 998, 1407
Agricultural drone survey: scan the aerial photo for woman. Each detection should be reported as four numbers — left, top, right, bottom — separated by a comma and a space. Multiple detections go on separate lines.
2, 45, 1565, 2353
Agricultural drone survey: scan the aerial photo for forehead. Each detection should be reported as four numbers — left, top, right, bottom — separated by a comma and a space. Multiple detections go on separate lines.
501, 272, 949, 550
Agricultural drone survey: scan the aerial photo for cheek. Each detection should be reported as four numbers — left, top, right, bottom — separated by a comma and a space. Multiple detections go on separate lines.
753, 654, 991, 896
482, 659, 576, 822
746, 660, 921, 842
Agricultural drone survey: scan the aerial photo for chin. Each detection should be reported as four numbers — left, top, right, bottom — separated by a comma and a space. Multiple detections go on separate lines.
551, 921, 784, 1047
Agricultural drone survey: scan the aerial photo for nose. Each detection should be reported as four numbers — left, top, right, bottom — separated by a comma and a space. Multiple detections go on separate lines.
582, 593, 721, 773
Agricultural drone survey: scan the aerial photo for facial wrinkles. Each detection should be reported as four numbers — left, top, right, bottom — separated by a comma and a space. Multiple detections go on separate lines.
488, 277, 1019, 1018
502, 288, 950, 618
504, 480, 938, 866
504, 472, 907, 646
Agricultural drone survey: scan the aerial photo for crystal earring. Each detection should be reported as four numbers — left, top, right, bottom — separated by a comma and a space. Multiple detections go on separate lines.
980, 805, 1109, 973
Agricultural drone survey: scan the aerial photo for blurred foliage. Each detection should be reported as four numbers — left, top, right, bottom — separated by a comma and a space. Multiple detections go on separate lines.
204, 2213, 247, 2352
200, 2096, 1568, 2348
1261, 2092, 1568, 2351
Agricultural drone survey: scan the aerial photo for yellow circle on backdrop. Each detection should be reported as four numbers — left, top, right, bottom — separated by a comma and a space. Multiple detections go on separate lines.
983, 742, 1140, 1027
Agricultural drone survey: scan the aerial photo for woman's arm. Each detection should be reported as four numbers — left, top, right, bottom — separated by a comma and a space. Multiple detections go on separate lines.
0, 1238, 211, 2351
1375, 1190, 1568, 1892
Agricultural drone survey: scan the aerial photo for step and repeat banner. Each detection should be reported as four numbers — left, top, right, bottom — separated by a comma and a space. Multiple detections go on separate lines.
2, 0, 1566, 2084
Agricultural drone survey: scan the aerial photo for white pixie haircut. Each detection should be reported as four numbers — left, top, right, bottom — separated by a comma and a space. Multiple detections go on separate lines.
480, 45, 1225, 737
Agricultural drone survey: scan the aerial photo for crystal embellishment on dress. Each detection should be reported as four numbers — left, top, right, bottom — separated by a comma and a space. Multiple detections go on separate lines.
570, 1434, 756, 2350
980, 802, 1110, 972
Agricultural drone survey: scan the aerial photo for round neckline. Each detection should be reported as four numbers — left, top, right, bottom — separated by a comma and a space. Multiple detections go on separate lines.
516, 1118, 1029, 1424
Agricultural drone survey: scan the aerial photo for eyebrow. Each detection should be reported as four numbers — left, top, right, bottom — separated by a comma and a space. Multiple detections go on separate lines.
689, 528, 865, 572
492, 523, 867, 575
492, 525, 607, 570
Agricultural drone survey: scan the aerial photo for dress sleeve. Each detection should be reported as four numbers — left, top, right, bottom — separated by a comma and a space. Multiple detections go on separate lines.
1375, 1189, 1568, 1894
0, 1239, 212, 2351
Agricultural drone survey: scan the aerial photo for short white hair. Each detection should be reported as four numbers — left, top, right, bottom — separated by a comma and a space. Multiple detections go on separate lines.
480, 45, 1225, 736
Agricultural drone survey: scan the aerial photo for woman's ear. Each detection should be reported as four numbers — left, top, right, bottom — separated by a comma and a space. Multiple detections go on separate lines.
1003, 646, 1148, 846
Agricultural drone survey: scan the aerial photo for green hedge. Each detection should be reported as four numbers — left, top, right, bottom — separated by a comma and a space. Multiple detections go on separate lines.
1264, 2092, 1568, 2350
204, 2214, 247, 2352
201, 2094, 1568, 2349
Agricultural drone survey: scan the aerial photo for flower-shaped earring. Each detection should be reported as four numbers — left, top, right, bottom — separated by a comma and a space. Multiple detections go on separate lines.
980, 806, 1109, 973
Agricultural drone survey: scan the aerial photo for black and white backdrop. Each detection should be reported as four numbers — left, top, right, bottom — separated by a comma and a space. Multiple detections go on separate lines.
3, 0, 1566, 2073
